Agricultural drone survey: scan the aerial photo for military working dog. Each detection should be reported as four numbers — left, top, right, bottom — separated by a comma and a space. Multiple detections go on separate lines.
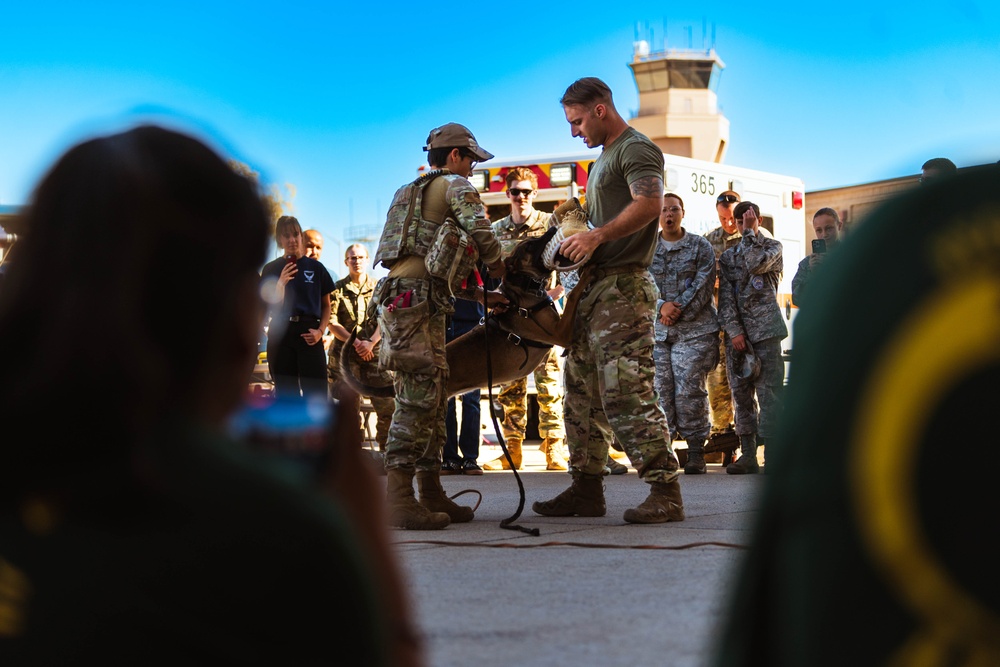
340, 226, 589, 399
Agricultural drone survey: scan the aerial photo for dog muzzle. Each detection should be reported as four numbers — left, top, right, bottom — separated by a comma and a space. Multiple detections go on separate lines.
543, 197, 592, 272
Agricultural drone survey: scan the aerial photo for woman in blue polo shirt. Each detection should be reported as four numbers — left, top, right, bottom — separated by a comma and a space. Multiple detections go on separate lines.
260, 215, 335, 399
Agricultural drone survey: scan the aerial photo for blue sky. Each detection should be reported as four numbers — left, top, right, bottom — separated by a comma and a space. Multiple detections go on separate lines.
3, 1, 997, 266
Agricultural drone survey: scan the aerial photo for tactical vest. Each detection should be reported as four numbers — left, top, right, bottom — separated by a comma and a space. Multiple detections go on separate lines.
374, 169, 448, 269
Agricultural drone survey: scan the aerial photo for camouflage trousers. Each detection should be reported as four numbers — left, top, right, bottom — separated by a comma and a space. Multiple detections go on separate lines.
653, 330, 719, 443
379, 279, 450, 472
363, 396, 395, 450
726, 336, 785, 440
707, 332, 735, 431
497, 347, 565, 441
563, 271, 679, 483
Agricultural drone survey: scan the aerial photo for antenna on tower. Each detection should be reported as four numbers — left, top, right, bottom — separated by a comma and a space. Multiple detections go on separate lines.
702, 18, 707, 50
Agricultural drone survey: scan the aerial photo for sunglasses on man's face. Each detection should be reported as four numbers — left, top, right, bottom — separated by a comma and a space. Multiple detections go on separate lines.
508, 188, 535, 198
717, 194, 739, 204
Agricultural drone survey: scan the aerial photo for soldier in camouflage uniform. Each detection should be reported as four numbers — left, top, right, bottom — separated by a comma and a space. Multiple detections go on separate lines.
374, 123, 506, 530
532, 77, 684, 524
704, 191, 742, 435
718, 201, 787, 474
651, 193, 720, 475
482, 167, 568, 472
326, 243, 395, 455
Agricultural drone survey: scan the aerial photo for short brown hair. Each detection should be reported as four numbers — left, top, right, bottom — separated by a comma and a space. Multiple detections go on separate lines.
733, 201, 760, 219
275, 215, 302, 242
664, 192, 685, 209
505, 167, 538, 190
813, 207, 841, 223
560, 77, 613, 107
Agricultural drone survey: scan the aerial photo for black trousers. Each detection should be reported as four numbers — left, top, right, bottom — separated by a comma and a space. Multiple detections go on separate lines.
267, 320, 329, 399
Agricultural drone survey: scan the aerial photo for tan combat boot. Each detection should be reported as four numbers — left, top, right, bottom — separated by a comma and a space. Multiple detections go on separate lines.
623, 480, 685, 524
684, 438, 707, 475
542, 437, 568, 471
726, 434, 760, 475
483, 437, 522, 471
531, 472, 606, 517
416, 470, 474, 523
386, 468, 451, 530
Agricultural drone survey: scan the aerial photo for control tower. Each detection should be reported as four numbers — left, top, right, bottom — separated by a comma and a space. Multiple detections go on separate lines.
627, 40, 729, 163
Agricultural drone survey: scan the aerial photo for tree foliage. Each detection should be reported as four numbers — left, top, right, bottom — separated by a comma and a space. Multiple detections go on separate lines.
229, 160, 296, 239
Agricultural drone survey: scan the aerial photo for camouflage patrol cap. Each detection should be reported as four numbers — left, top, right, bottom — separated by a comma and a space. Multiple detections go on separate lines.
731, 341, 761, 382
424, 123, 494, 162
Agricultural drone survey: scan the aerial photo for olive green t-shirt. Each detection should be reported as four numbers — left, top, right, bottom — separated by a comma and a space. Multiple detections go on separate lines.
587, 127, 664, 268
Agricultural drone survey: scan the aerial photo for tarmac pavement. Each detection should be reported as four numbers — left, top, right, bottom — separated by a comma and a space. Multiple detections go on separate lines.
383, 441, 766, 667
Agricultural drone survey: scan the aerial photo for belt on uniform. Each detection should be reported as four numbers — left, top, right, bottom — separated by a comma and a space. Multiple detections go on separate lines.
289, 315, 320, 324
590, 263, 646, 280
572, 263, 647, 298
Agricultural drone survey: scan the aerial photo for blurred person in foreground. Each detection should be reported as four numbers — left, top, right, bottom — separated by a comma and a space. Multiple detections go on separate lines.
713, 163, 1000, 666
0, 125, 418, 666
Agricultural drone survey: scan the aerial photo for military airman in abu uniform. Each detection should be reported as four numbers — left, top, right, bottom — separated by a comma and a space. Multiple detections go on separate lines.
717, 201, 787, 474
373, 123, 507, 530
482, 167, 568, 472
651, 193, 720, 475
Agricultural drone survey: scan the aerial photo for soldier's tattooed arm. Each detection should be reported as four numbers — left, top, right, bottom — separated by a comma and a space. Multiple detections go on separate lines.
570, 176, 663, 250
629, 175, 664, 199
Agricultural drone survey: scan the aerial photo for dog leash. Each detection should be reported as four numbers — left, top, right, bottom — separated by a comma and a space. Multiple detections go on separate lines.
481, 277, 540, 537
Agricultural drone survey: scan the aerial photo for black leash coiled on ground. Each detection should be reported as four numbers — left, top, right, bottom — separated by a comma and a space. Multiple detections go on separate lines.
482, 283, 540, 537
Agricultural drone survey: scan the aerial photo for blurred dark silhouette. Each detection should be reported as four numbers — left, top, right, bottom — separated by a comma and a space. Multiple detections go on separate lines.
0, 125, 418, 666
713, 163, 1000, 666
